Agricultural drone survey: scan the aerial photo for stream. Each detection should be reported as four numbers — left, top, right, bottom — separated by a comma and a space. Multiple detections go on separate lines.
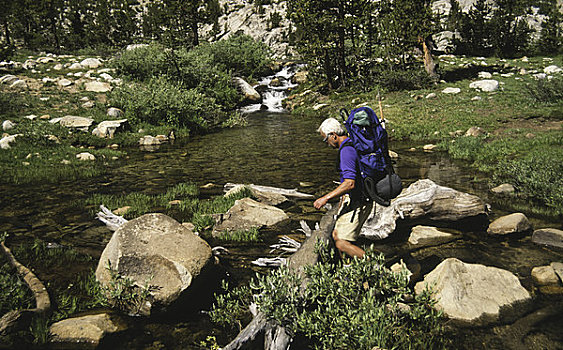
1, 68, 562, 349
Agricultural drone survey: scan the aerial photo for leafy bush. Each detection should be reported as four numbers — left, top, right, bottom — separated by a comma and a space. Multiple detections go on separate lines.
211, 245, 447, 349
110, 78, 217, 129
110, 44, 171, 81
526, 76, 563, 104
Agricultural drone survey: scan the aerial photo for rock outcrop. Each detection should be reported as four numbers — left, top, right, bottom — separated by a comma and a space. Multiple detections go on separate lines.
532, 228, 563, 249
95, 213, 213, 315
415, 258, 531, 326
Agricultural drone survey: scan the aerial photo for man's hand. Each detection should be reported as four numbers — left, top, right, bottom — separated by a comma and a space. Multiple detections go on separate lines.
314, 196, 329, 210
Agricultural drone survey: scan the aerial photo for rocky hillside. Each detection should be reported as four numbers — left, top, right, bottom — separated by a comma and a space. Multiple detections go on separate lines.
201, 0, 562, 57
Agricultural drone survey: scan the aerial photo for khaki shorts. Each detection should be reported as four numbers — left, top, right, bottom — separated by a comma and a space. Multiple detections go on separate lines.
334, 195, 374, 242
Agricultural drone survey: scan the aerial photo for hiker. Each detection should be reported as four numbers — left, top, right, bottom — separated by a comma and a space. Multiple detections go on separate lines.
314, 117, 374, 258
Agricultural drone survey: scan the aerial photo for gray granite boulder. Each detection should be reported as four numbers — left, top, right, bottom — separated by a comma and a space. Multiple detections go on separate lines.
415, 258, 531, 326
212, 197, 289, 236
80, 58, 102, 69
96, 213, 213, 315
233, 77, 261, 103
532, 228, 563, 249
487, 213, 532, 235
531, 265, 560, 286
107, 107, 124, 118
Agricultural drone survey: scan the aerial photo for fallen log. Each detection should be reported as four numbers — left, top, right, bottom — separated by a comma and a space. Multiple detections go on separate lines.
0, 241, 51, 336
221, 206, 337, 350
224, 183, 314, 199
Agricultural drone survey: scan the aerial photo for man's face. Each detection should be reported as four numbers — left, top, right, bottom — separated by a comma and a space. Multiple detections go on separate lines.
321, 132, 338, 149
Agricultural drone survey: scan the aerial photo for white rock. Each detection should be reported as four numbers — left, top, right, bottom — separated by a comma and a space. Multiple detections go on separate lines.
9, 80, 28, 90
465, 126, 486, 137
126, 44, 148, 51
469, 79, 499, 92
0, 134, 21, 149
107, 107, 124, 118
80, 58, 103, 69
57, 78, 73, 87
53, 63, 63, 70
471, 96, 482, 101
99, 73, 113, 81
69, 63, 83, 70
533, 73, 547, 80
442, 87, 461, 94
478, 71, 492, 79
49, 313, 122, 346
544, 65, 561, 74
531, 265, 559, 286
0, 75, 18, 85
24, 115, 38, 120
425, 92, 437, 99
2, 120, 16, 131
76, 152, 95, 161
313, 103, 328, 110
423, 144, 437, 151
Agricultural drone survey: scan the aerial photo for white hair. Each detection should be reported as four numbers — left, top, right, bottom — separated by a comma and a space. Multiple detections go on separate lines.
317, 118, 346, 136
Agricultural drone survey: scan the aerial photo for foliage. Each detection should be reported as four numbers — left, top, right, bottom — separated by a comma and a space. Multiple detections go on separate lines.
99, 261, 154, 315
287, 0, 435, 90
212, 245, 447, 349
0, 259, 35, 315
454, 0, 533, 57
535, 0, 563, 54
526, 75, 563, 103
110, 78, 215, 130
217, 227, 260, 243
378, 68, 435, 92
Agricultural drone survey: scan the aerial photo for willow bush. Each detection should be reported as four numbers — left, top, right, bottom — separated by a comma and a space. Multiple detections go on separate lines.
211, 245, 447, 350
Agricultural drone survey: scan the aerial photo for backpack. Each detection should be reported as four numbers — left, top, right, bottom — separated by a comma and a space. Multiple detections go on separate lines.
340, 106, 402, 206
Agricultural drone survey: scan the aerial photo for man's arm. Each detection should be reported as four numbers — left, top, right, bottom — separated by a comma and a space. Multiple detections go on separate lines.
313, 178, 355, 209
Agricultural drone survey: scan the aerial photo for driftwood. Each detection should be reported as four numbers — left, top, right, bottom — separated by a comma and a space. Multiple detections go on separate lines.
224, 183, 314, 199
96, 204, 128, 231
0, 241, 51, 336
361, 179, 487, 240
222, 206, 338, 350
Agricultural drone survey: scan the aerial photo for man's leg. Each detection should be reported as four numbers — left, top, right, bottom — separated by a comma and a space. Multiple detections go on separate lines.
333, 229, 365, 258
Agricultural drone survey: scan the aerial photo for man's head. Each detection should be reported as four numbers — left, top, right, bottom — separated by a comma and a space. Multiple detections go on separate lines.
318, 118, 346, 148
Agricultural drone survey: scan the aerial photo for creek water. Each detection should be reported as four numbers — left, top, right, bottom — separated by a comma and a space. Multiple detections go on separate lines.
1, 67, 562, 348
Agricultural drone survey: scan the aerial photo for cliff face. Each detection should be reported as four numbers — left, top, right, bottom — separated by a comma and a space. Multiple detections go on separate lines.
202, 0, 561, 57
200, 0, 295, 59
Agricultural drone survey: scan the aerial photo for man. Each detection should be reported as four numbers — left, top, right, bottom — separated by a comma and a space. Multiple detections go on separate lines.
314, 118, 374, 258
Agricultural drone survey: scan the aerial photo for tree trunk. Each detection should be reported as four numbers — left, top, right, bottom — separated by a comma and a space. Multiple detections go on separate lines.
422, 36, 439, 80
221, 206, 338, 350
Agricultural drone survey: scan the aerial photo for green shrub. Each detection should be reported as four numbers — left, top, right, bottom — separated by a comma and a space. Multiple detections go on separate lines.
0, 260, 35, 315
110, 44, 171, 81
526, 76, 563, 104
110, 78, 216, 129
212, 245, 447, 349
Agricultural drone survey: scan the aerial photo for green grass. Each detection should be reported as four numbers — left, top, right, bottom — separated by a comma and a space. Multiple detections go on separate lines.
85, 183, 254, 232
290, 54, 563, 216
217, 227, 260, 242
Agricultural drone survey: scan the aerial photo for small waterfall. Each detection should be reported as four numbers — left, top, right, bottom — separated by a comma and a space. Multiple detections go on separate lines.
240, 64, 303, 114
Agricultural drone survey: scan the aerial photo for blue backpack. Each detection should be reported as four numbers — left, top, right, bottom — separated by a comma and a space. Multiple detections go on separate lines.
340, 106, 402, 206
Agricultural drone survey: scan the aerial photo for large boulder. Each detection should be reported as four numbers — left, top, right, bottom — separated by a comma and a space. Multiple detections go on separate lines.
532, 228, 563, 249
361, 179, 487, 240
415, 258, 531, 326
49, 313, 124, 346
233, 77, 261, 103
212, 197, 289, 236
487, 213, 532, 235
92, 119, 129, 138
95, 213, 213, 315
469, 79, 499, 92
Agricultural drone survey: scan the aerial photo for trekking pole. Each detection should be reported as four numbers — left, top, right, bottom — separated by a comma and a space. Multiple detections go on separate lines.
377, 90, 386, 129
